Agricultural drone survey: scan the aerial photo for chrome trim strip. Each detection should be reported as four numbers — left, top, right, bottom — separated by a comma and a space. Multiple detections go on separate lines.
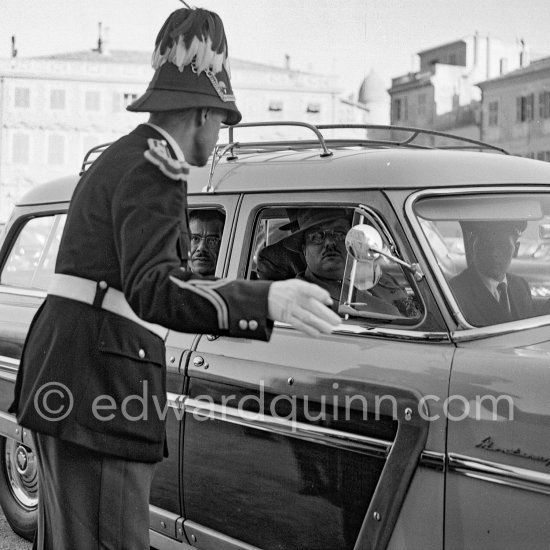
336, 325, 449, 341
184, 519, 261, 550
149, 504, 179, 539
451, 315, 550, 342
0, 371, 16, 383
183, 397, 392, 458
167, 392, 185, 410
274, 321, 449, 342
0, 355, 19, 381
405, 186, 550, 340
0, 285, 47, 299
419, 450, 446, 471
149, 529, 192, 550
0, 411, 24, 443
449, 453, 550, 496
0, 356, 19, 368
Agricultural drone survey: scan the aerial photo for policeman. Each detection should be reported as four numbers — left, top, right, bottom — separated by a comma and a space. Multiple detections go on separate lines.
10, 7, 339, 549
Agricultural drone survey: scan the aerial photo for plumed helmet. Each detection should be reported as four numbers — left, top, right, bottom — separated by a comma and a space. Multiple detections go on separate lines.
127, 7, 242, 125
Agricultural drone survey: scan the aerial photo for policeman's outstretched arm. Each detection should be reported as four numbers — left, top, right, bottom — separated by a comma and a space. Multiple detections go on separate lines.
267, 279, 341, 337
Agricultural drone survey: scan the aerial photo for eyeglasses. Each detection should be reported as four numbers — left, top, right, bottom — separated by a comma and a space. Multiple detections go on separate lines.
305, 229, 347, 245
190, 234, 221, 249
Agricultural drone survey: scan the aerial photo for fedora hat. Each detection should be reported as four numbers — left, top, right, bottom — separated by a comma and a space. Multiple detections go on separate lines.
281, 208, 353, 252
127, 8, 242, 125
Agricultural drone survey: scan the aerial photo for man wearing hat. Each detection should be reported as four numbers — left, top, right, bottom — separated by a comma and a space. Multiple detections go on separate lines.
9, 8, 339, 549
450, 220, 534, 326
281, 208, 406, 316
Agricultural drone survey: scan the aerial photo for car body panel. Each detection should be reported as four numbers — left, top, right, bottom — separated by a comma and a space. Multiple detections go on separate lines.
445, 328, 550, 549
1, 134, 550, 548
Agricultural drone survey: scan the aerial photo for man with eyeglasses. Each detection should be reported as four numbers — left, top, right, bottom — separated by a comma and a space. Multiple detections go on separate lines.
282, 208, 401, 315
189, 210, 225, 277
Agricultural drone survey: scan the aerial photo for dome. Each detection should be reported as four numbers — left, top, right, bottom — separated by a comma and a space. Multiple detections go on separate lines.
358, 69, 388, 104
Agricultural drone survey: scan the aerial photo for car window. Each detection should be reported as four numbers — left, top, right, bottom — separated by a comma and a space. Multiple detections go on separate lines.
414, 193, 550, 327
248, 206, 422, 324
1, 214, 66, 291
187, 207, 226, 277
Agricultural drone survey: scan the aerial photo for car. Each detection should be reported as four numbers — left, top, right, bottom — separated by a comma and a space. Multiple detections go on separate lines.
0, 122, 549, 549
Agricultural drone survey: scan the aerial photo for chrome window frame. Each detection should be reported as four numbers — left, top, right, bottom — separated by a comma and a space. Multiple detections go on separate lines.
247, 202, 448, 342
405, 186, 550, 341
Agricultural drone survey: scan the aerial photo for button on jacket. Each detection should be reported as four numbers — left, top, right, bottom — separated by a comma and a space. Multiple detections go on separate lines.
10, 124, 273, 463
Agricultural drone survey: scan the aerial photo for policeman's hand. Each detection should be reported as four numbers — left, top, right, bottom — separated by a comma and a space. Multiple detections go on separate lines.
267, 279, 341, 337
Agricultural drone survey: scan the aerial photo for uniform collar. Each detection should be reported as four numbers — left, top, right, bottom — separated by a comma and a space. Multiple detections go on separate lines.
144, 122, 186, 161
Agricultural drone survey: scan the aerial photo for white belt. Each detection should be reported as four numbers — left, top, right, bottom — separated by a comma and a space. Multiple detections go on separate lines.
48, 274, 169, 340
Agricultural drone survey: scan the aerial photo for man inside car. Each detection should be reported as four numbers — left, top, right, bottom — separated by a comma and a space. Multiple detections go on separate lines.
450, 220, 534, 326
281, 208, 406, 316
189, 210, 225, 277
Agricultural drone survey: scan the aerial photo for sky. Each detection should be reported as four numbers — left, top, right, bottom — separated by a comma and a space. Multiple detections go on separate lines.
1, 0, 550, 96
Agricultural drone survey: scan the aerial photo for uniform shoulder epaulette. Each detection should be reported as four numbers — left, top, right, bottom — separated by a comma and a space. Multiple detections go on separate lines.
143, 138, 190, 182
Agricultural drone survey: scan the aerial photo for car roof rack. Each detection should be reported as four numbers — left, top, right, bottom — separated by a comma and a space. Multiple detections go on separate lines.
223, 122, 508, 155
203, 122, 508, 192
79, 122, 509, 190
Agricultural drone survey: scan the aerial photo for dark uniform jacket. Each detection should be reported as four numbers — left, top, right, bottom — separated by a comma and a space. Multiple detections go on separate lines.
449, 266, 534, 327
10, 124, 273, 463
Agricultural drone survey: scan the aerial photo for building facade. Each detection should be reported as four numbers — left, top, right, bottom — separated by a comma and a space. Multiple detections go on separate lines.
0, 50, 367, 221
388, 34, 528, 147
478, 56, 550, 159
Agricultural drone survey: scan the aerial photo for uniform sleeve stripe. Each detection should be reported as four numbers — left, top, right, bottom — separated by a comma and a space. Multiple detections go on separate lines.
169, 276, 229, 329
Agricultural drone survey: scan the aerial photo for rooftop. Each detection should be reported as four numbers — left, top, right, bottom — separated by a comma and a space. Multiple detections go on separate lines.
28, 49, 325, 76
478, 55, 550, 87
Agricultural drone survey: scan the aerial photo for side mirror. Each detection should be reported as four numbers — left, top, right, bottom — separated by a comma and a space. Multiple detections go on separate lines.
344, 225, 382, 290
345, 224, 384, 262
345, 224, 424, 282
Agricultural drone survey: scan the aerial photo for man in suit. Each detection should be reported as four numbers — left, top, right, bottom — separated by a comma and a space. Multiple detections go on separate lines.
189, 210, 225, 276
450, 220, 534, 326
10, 8, 339, 550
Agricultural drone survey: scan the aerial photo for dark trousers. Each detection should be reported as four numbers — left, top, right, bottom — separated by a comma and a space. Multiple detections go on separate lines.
32, 432, 155, 550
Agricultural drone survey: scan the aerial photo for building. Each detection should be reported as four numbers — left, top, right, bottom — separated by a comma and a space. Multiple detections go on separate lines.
0, 49, 366, 221
478, 56, 550, 159
388, 34, 528, 146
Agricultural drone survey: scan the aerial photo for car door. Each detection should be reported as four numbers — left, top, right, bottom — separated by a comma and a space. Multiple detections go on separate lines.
0, 205, 68, 538
149, 194, 241, 545
178, 190, 453, 550
0, 207, 67, 413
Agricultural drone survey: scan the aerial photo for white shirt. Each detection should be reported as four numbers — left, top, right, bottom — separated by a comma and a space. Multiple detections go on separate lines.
476, 268, 508, 301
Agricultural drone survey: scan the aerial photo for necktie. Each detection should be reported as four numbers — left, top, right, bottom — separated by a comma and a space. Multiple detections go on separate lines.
497, 282, 510, 314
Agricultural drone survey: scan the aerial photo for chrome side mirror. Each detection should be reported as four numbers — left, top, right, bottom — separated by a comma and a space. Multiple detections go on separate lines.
345, 224, 424, 282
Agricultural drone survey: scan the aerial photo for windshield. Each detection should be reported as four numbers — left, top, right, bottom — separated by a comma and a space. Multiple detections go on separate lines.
414, 193, 550, 327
